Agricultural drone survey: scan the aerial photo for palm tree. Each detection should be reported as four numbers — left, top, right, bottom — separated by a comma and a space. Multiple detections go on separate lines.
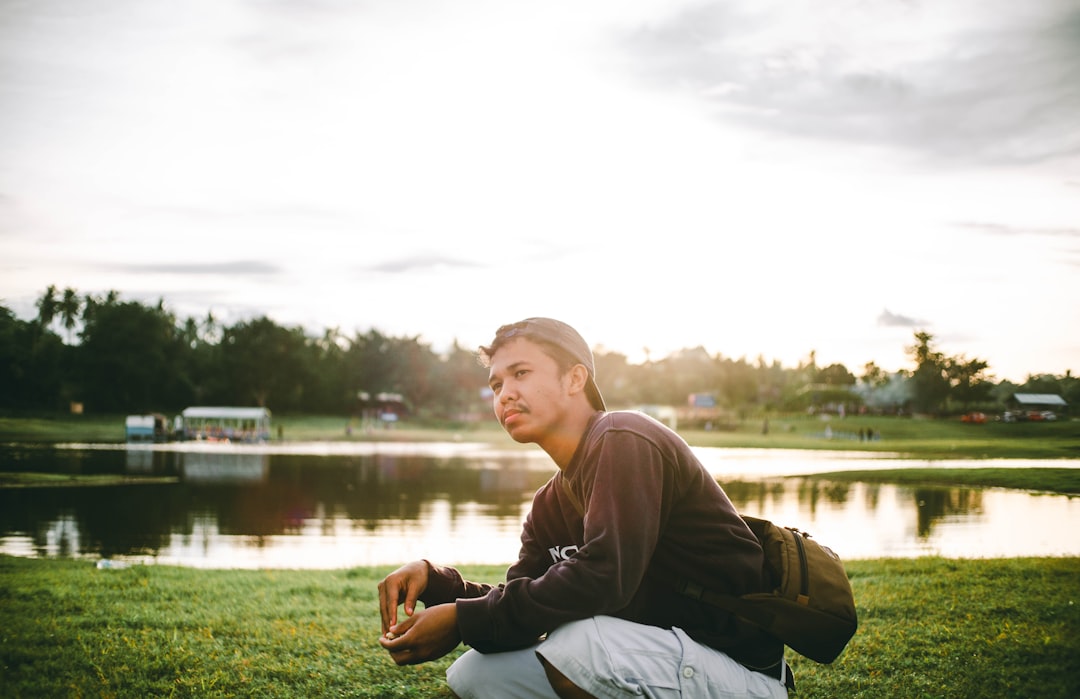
201, 310, 221, 344
58, 287, 82, 344
35, 284, 58, 329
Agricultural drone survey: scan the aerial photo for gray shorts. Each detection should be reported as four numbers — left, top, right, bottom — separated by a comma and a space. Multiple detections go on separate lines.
446, 616, 788, 699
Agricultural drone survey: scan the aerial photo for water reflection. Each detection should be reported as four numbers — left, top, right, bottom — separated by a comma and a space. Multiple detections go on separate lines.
0, 444, 1077, 567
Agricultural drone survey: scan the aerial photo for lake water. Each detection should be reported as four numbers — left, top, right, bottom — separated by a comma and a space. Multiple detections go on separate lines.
1, 441, 1077, 568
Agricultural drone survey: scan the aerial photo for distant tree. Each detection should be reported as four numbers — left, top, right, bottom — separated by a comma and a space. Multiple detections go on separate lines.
593, 349, 634, 407
82, 290, 120, 327
855, 371, 912, 414
78, 298, 187, 412
201, 311, 222, 344
945, 355, 994, 410
754, 355, 788, 411
1062, 369, 1080, 408
7, 285, 1074, 418
1020, 373, 1065, 395
304, 327, 349, 413
991, 378, 1019, 405
344, 329, 401, 403
0, 306, 23, 400
717, 356, 759, 413
394, 335, 440, 416
173, 312, 223, 406
1059, 371, 1080, 407
906, 331, 950, 414
860, 361, 890, 389
786, 351, 820, 394
181, 317, 199, 349
653, 346, 715, 406
816, 363, 856, 386
35, 285, 58, 329
430, 340, 488, 420
58, 287, 82, 344
220, 317, 312, 410
0, 304, 64, 409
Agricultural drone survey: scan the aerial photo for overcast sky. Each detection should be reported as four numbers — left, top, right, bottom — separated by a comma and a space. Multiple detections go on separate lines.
2, 0, 1077, 383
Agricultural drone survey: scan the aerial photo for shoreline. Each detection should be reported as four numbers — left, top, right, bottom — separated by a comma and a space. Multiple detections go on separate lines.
3, 410, 1079, 458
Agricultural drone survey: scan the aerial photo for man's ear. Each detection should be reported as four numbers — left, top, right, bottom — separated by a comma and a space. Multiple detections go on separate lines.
567, 364, 589, 397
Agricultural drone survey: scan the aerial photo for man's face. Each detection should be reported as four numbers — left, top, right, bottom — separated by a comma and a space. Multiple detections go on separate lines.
487, 337, 574, 444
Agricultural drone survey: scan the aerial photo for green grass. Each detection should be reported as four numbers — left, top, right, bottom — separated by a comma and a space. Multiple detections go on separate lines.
807, 467, 1080, 495
2, 460, 1075, 497
0, 414, 132, 444
0, 471, 179, 488
0, 414, 522, 448
681, 414, 1080, 459
1, 555, 1077, 698
3, 413, 1080, 460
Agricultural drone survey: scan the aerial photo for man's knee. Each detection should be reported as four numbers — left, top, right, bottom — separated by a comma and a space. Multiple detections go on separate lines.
447, 647, 556, 699
446, 651, 480, 698
539, 656, 595, 699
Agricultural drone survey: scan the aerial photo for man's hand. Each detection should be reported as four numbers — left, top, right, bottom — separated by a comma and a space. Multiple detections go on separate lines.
378, 560, 431, 633
378, 603, 461, 666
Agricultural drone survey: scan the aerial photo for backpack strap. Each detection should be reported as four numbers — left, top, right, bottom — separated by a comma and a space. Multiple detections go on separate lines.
676, 578, 779, 630
678, 579, 795, 690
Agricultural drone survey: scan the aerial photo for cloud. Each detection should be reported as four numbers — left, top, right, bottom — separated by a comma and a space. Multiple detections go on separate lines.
952, 221, 1080, 238
877, 309, 929, 328
619, 0, 1080, 165
359, 255, 484, 275
953, 222, 1080, 265
107, 261, 284, 276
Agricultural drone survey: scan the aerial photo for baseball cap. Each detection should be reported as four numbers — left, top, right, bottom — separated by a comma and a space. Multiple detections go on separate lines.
487, 317, 606, 411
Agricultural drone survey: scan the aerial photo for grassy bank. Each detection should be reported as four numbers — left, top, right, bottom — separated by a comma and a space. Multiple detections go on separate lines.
1, 555, 1077, 698
3, 413, 1080, 459
2, 464, 1076, 496
681, 413, 1080, 459
810, 467, 1080, 495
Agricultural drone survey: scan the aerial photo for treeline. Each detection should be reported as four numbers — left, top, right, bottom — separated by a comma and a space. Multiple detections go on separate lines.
1, 286, 1076, 420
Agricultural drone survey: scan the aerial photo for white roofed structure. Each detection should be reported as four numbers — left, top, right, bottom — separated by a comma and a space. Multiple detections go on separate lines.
180, 406, 272, 443
1009, 393, 1067, 408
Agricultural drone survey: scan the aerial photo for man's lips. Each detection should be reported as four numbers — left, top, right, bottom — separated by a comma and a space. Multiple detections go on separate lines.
502, 408, 525, 427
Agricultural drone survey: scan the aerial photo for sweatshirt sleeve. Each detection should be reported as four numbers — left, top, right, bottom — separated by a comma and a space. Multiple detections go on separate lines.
418, 560, 496, 607
456, 428, 669, 652
419, 488, 555, 610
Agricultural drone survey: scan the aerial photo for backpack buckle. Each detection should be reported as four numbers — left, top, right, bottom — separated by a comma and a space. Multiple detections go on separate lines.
678, 580, 705, 601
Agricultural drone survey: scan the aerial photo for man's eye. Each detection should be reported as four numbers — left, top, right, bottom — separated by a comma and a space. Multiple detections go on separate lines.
515, 370, 529, 378
491, 383, 502, 392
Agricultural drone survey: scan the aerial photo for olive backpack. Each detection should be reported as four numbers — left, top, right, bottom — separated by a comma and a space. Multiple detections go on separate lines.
559, 477, 857, 663
676, 515, 858, 664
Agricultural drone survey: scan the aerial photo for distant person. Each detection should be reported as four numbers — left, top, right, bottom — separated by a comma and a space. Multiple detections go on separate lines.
378, 318, 790, 698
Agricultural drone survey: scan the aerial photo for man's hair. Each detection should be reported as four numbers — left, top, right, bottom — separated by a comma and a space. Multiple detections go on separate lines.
478, 324, 576, 375
478, 318, 607, 411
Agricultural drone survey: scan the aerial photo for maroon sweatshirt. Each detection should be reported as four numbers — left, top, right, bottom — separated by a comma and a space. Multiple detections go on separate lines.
420, 410, 783, 669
